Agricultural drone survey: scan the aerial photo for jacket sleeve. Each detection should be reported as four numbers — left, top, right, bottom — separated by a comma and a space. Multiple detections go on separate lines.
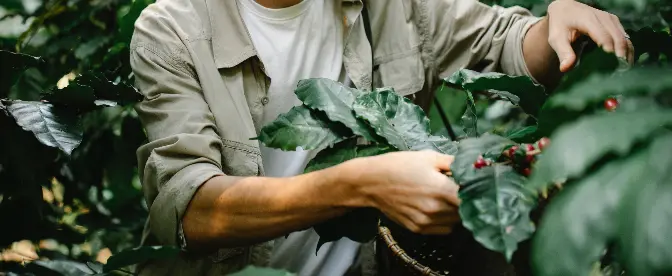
130, 15, 225, 247
427, 0, 542, 81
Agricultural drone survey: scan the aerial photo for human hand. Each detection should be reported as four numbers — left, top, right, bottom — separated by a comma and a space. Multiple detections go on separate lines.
345, 150, 460, 235
546, 0, 635, 72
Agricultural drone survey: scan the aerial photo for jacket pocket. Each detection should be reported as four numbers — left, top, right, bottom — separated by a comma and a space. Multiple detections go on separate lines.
373, 48, 425, 96
220, 139, 261, 177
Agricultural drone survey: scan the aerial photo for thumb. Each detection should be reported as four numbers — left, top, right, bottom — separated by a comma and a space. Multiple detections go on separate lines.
548, 30, 577, 72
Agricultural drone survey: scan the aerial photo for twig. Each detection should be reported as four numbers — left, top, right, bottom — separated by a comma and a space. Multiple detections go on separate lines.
433, 83, 458, 141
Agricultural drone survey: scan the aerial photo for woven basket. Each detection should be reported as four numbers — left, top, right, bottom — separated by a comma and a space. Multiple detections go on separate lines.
378, 224, 443, 276
375, 188, 559, 276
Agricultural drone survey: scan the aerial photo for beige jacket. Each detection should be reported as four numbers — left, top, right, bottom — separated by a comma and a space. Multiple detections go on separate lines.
129, 0, 540, 274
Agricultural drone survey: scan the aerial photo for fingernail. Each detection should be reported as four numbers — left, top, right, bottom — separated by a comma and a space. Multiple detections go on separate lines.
560, 59, 569, 69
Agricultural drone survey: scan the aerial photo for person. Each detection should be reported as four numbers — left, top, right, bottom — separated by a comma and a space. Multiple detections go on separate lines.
128, 0, 633, 275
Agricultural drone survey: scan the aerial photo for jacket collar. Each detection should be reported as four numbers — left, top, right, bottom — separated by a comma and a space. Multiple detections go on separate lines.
206, 0, 362, 69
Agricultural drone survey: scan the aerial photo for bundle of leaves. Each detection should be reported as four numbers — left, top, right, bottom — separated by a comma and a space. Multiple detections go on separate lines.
257, 37, 672, 275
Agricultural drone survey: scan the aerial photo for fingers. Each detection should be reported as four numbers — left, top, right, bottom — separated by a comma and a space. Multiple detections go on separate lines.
402, 205, 461, 235
567, 7, 632, 62
607, 13, 635, 64
598, 12, 628, 59
424, 150, 454, 172
547, 25, 577, 72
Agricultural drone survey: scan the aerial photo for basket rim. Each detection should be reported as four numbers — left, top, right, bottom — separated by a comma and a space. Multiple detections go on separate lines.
378, 223, 442, 276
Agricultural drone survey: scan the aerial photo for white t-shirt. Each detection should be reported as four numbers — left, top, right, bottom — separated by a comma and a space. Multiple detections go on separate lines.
236, 0, 361, 275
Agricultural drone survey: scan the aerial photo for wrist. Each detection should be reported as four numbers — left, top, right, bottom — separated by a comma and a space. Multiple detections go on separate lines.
327, 157, 376, 208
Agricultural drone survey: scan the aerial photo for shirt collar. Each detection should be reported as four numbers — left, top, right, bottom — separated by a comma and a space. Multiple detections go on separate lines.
206, 0, 362, 69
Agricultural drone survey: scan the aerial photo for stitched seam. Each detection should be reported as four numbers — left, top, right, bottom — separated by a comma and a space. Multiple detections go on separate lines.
221, 141, 260, 155
132, 43, 196, 78
373, 45, 421, 65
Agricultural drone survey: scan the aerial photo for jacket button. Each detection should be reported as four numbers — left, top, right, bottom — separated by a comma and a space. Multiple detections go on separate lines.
261, 97, 269, 105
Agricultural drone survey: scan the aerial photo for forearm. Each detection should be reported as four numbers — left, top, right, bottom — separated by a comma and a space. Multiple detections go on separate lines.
181, 160, 367, 251
522, 16, 564, 89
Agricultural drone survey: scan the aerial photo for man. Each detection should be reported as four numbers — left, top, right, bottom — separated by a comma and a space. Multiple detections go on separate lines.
129, 0, 633, 275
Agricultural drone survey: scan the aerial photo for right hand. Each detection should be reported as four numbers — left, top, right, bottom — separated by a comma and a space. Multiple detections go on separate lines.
346, 150, 460, 235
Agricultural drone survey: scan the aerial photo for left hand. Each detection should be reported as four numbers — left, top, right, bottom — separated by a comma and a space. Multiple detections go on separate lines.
546, 0, 635, 72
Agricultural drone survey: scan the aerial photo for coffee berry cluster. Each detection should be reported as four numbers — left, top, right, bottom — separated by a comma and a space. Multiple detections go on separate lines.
473, 137, 551, 177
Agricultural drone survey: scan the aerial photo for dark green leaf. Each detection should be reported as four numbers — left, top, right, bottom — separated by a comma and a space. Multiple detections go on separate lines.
618, 135, 672, 276
314, 208, 380, 252
0, 50, 43, 96
546, 66, 672, 111
528, 110, 672, 190
410, 135, 458, 155
294, 78, 380, 142
257, 105, 352, 151
554, 48, 620, 93
304, 138, 394, 249
429, 85, 467, 133
103, 246, 180, 272
505, 125, 538, 142
75, 72, 142, 106
353, 89, 454, 153
458, 164, 537, 261
228, 266, 295, 276
450, 134, 516, 182
74, 36, 112, 60
532, 139, 658, 276
6, 101, 83, 155
43, 84, 98, 111
26, 260, 97, 276
304, 138, 396, 173
117, 0, 154, 44
445, 69, 546, 116
461, 91, 478, 137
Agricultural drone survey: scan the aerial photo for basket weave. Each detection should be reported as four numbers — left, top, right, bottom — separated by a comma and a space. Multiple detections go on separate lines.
378, 224, 442, 276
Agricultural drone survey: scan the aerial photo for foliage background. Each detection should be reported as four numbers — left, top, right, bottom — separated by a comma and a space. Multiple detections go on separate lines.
0, 0, 669, 274
0, 0, 152, 270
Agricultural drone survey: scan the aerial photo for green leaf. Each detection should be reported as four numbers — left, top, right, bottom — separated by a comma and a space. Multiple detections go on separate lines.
304, 138, 394, 249
461, 91, 478, 137
228, 266, 295, 276
617, 135, 672, 276
257, 105, 352, 151
555, 48, 621, 93
117, 0, 154, 44
26, 260, 97, 276
450, 134, 516, 182
74, 36, 112, 60
429, 85, 467, 133
294, 78, 380, 142
75, 72, 143, 106
445, 69, 546, 116
43, 84, 99, 111
458, 164, 537, 261
103, 246, 180, 272
505, 125, 538, 143
532, 139, 657, 276
528, 110, 672, 190
352, 89, 455, 153
304, 138, 396, 173
5, 101, 83, 155
42, 72, 142, 112
314, 208, 380, 252
546, 66, 672, 112
0, 50, 42, 96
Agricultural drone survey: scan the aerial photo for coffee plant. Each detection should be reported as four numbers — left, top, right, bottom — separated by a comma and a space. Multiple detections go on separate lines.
1, 0, 670, 274
256, 30, 672, 276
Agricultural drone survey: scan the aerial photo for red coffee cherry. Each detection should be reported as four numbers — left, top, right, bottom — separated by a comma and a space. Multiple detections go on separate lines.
474, 156, 488, 169
604, 98, 619, 111
522, 168, 532, 177
506, 145, 519, 158
524, 144, 535, 152
537, 137, 550, 150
